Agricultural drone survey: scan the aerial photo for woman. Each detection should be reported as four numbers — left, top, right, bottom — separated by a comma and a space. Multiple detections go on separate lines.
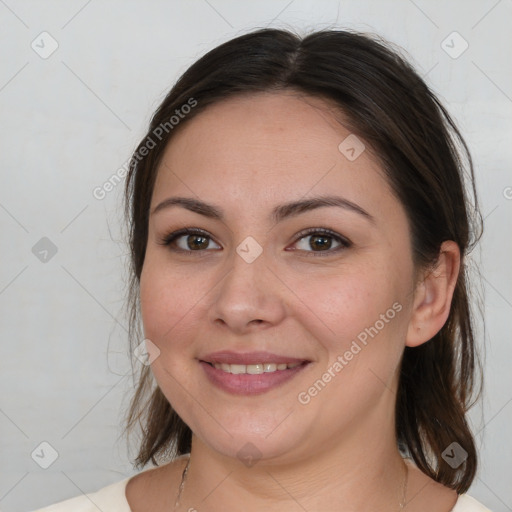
33, 28, 490, 511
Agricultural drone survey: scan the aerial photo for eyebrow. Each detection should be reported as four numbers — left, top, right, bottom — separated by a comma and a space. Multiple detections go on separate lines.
151, 195, 375, 225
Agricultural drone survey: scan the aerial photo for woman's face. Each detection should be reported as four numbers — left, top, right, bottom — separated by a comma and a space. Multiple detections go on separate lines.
140, 92, 417, 464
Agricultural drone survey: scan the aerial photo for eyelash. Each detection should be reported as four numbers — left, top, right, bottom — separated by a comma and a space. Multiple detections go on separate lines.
158, 227, 352, 257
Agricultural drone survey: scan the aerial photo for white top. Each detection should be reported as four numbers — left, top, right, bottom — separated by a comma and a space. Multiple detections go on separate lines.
31, 474, 492, 512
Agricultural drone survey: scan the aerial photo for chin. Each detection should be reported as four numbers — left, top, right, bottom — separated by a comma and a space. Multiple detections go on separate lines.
187, 411, 313, 467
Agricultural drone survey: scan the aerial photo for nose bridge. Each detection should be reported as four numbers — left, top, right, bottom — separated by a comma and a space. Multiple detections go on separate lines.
219, 243, 269, 306
208, 242, 286, 331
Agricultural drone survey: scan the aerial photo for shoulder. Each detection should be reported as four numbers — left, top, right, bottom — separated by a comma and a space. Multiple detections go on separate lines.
125, 455, 190, 511
30, 456, 188, 512
30, 475, 132, 512
451, 494, 493, 512
403, 460, 491, 512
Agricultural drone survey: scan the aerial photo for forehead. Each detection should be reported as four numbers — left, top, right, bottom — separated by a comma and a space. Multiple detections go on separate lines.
160, 91, 363, 168
151, 91, 397, 221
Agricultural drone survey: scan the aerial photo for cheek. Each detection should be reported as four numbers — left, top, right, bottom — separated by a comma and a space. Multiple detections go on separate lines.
284, 264, 409, 398
296, 274, 407, 410
139, 258, 201, 344
288, 268, 402, 345
139, 262, 203, 395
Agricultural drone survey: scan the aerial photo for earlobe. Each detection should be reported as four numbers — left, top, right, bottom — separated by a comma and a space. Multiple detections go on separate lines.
406, 241, 461, 348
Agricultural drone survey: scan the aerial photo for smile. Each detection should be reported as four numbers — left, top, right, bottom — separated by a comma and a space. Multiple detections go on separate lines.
199, 360, 311, 395
210, 362, 303, 374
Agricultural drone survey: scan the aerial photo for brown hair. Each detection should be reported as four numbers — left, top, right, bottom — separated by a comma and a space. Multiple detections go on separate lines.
123, 28, 483, 493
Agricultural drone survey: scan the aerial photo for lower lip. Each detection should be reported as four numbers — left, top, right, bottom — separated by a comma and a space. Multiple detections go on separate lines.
199, 361, 310, 395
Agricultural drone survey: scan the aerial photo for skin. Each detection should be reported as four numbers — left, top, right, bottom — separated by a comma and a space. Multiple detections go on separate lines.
126, 91, 460, 512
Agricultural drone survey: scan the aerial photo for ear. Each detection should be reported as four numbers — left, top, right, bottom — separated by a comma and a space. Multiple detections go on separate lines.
406, 240, 461, 347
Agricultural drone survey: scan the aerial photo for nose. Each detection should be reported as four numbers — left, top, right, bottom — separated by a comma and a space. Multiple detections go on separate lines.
207, 250, 287, 335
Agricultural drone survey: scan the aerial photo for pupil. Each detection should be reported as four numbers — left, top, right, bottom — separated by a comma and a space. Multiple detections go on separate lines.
188, 235, 208, 250
311, 235, 331, 251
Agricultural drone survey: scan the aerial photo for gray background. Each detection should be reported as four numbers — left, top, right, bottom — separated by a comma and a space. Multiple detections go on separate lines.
0, 0, 511, 510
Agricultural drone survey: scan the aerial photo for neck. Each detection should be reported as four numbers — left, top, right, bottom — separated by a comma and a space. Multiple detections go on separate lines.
177, 410, 408, 511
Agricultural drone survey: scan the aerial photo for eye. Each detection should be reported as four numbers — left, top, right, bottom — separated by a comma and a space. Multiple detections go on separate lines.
159, 228, 221, 253
289, 228, 351, 256
159, 227, 351, 256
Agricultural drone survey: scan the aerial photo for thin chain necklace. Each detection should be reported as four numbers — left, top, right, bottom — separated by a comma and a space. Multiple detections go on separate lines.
173, 455, 409, 511
399, 459, 409, 510
173, 455, 191, 511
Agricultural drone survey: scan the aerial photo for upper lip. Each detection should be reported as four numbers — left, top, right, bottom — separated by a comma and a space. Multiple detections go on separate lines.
199, 351, 310, 365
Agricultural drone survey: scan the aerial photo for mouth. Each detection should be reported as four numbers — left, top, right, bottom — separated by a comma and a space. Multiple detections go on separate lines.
198, 351, 312, 395
201, 361, 306, 374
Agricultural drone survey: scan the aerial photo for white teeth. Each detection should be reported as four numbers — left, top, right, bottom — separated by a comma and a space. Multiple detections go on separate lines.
212, 361, 303, 374
230, 364, 246, 375
247, 364, 264, 375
